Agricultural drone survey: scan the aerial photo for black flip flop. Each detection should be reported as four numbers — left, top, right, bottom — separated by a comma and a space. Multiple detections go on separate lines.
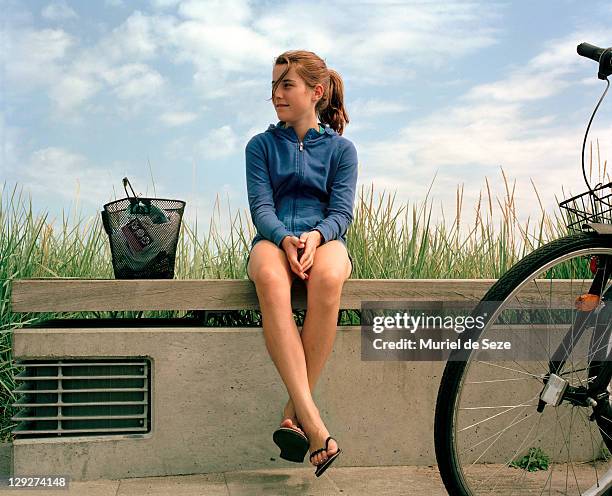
273, 427, 309, 463
310, 436, 342, 477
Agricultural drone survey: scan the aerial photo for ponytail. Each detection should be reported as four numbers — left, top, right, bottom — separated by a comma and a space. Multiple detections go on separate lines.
318, 69, 349, 136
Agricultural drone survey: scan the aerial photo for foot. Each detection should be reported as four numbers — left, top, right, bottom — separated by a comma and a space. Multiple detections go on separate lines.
281, 399, 305, 436
302, 418, 339, 467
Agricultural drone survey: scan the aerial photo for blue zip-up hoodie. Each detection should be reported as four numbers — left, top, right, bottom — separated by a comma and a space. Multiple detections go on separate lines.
246, 121, 358, 250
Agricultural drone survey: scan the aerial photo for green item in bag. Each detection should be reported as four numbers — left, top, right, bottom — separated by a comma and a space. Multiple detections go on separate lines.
128, 201, 169, 223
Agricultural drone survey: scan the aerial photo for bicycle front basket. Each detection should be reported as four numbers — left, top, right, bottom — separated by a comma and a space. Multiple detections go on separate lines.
558, 181, 612, 232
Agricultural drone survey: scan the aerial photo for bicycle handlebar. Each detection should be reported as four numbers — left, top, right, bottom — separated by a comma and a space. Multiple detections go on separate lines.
577, 42, 612, 80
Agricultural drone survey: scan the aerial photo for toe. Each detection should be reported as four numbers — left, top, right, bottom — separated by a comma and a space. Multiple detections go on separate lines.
279, 418, 293, 429
280, 417, 305, 435
289, 418, 305, 435
327, 439, 338, 456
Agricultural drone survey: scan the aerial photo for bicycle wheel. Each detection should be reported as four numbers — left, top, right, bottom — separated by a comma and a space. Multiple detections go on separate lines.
435, 232, 612, 495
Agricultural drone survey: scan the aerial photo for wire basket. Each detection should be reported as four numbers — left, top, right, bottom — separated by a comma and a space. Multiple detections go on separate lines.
558, 181, 612, 232
101, 178, 186, 279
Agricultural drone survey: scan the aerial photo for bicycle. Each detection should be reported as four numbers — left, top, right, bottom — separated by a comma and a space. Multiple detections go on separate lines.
434, 43, 612, 495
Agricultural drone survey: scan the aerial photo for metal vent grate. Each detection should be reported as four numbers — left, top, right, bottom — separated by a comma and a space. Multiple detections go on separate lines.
11, 358, 150, 438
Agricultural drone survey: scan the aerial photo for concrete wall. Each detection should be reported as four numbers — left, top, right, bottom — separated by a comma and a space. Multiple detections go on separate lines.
9, 325, 604, 481
0, 443, 11, 477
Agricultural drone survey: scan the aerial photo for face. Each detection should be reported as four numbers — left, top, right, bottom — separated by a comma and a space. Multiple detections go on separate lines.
271, 64, 323, 123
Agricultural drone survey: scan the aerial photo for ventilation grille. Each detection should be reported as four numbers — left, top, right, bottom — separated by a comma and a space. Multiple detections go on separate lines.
11, 358, 150, 439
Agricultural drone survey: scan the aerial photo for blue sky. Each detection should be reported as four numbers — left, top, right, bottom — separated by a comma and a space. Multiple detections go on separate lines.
3, 0, 612, 239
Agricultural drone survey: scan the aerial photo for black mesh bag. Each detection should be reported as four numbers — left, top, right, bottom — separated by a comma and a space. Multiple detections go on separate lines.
101, 178, 186, 279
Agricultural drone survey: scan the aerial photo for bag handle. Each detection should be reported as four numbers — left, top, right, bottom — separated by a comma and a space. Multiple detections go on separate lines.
123, 177, 152, 213
123, 177, 138, 198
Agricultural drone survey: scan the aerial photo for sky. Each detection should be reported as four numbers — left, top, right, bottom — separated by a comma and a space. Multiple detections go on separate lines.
2, 0, 612, 240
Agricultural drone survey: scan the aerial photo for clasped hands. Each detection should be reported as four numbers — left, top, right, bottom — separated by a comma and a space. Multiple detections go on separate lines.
281, 230, 322, 280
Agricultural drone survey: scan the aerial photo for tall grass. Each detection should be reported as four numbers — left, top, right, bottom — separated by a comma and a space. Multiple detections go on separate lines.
0, 151, 608, 441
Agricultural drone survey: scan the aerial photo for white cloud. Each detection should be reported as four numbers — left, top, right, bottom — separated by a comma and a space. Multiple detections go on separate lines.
466, 74, 571, 103
195, 77, 260, 100
97, 11, 164, 62
20, 147, 117, 207
350, 98, 411, 119
41, 1, 78, 21
6, 11, 167, 116
197, 126, 240, 159
45, 59, 164, 115
160, 111, 198, 126
3, 28, 74, 90
49, 74, 101, 114
465, 30, 609, 103
178, 0, 251, 24
0, 113, 25, 177
150, 0, 181, 9
17, 147, 157, 213
102, 63, 165, 99
163, 136, 192, 161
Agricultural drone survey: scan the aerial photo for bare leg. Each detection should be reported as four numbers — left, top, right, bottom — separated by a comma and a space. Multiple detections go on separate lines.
292, 240, 352, 466
283, 240, 352, 414
247, 241, 324, 442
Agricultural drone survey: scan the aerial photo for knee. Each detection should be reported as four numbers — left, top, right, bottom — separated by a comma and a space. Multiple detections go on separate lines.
251, 266, 291, 290
309, 267, 345, 292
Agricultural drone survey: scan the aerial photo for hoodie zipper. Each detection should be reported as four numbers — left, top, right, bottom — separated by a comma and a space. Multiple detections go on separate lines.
293, 140, 303, 232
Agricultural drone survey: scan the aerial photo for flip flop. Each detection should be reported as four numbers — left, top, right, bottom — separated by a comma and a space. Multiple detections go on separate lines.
273, 427, 310, 463
310, 436, 342, 477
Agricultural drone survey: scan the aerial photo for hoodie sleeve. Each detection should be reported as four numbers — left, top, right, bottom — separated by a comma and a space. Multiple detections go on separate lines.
314, 140, 358, 244
245, 136, 292, 247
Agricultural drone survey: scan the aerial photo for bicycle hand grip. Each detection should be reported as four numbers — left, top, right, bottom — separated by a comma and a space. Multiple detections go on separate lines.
577, 42, 605, 62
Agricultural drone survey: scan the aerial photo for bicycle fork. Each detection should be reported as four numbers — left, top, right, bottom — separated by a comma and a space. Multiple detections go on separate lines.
538, 255, 612, 412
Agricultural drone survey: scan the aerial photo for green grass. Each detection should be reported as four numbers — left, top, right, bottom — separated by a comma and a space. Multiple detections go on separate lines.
599, 445, 611, 462
510, 447, 551, 472
0, 152, 608, 442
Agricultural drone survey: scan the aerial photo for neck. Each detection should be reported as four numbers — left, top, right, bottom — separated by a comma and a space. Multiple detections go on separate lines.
283, 117, 320, 142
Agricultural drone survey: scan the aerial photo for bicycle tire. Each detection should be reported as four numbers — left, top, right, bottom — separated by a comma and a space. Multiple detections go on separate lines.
435, 232, 612, 495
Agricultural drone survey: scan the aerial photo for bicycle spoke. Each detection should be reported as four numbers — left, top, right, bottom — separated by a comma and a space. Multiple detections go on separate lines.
459, 402, 539, 432
460, 403, 539, 410
466, 377, 538, 384
474, 360, 546, 380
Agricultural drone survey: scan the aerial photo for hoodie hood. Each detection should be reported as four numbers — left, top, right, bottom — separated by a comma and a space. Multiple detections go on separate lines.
266, 121, 336, 142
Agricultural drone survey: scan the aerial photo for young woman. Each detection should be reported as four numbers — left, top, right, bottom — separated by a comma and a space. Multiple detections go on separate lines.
245, 50, 358, 477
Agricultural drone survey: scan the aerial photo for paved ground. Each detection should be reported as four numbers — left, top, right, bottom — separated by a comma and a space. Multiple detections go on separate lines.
0, 466, 447, 496
1, 463, 610, 495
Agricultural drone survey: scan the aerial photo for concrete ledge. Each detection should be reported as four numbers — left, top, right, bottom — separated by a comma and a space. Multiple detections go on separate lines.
11, 326, 444, 481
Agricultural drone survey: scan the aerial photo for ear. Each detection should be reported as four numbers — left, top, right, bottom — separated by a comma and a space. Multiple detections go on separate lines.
313, 83, 324, 101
